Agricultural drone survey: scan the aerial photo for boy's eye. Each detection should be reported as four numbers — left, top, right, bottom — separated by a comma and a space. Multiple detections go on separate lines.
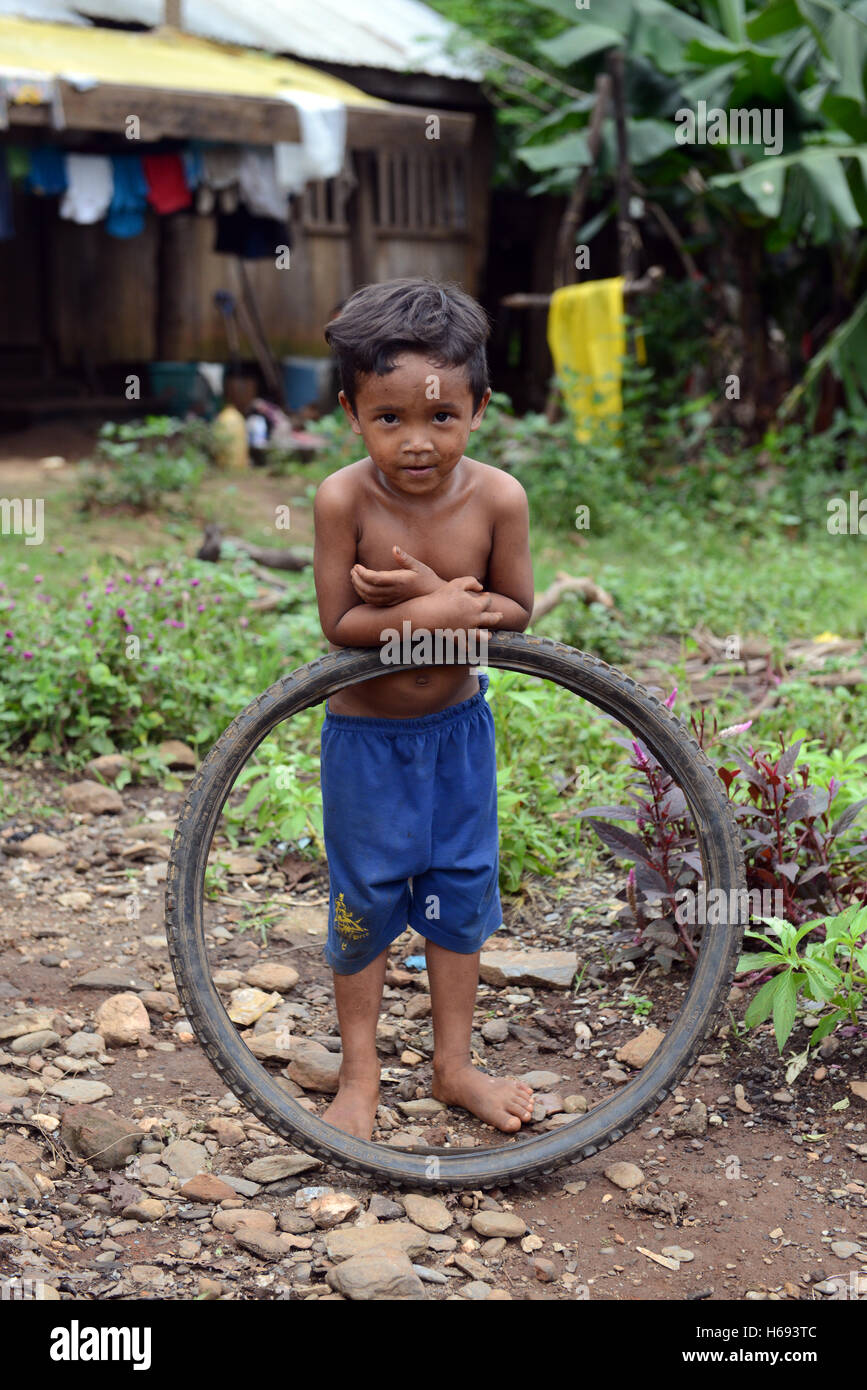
433, 411, 453, 423
377, 413, 399, 424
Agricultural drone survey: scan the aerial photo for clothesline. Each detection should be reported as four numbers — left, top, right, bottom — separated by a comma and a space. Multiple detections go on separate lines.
0, 94, 347, 251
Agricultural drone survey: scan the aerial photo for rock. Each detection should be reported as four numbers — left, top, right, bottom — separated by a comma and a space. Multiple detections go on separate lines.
397, 1098, 446, 1118
207, 1117, 245, 1146
478, 949, 578, 990
242, 1152, 322, 1183
309, 1192, 360, 1228
0, 1075, 30, 1097
604, 1161, 644, 1190
245, 1029, 294, 1062
402, 1194, 452, 1233
461, 1280, 492, 1300
481, 1018, 510, 1043
10, 1030, 60, 1055
518, 1070, 562, 1090
326, 1251, 425, 1300
368, 1194, 404, 1220
72, 967, 151, 992
671, 1099, 708, 1138
65, 1031, 106, 1058
616, 1027, 665, 1070
94, 993, 151, 1046
830, 1241, 861, 1259
16, 833, 65, 858
0, 1009, 56, 1040
471, 1211, 526, 1239
60, 1105, 143, 1169
269, 906, 329, 946
325, 1222, 430, 1262
162, 1139, 209, 1179
140, 992, 179, 1015
286, 1040, 342, 1093
226, 988, 282, 1026
85, 753, 130, 780
661, 1245, 695, 1263
122, 1199, 165, 1222
279, 1210, 315, 1234
62, 780, 124, 815
178, 1174, 236, 1203
235, 1230, 293, 1262
47, 1079, 112, 1103
532, 1092, 565, 1121
533, 1257, 558, 1282
850, 1080, 867, 1105
212, 1208, 276, 1235
563, 1094, 588, 1114
244, 963, 299, 993
59, 890, 94, 910
0, 1162, 41, 1202
158, 739, 196, 769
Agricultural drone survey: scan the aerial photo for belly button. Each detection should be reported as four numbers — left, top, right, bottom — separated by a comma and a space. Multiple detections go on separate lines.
415, 674, 430, 685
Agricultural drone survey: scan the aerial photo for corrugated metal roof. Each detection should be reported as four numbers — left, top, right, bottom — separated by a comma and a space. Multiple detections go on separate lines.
0, 16, 385, 103
0, 0, 484, 78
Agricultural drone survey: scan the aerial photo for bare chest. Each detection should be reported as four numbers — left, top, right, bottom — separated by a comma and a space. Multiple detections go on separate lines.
356, 497, 492, 584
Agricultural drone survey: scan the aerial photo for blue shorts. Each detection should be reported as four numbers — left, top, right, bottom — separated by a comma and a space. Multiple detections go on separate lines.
320, 673, 502, 974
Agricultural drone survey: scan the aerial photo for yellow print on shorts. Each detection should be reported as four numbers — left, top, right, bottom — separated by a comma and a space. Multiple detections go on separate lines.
333, 892, 368, 951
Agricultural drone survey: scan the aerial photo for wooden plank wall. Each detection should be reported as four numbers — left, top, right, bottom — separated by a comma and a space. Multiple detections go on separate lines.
0, 149, 486, 370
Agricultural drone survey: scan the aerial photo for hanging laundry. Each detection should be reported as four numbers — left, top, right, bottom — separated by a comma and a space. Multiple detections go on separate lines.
26, 147, 67, 195
107, 154, 149, 238
0, 149, 13, 240
547, 278, 627, 443
198, 145, 241, 215
275, 92, 346, 193
59, 154, 113, 225
214, 205, 290, 260
183, 144, 204, 192
239, 147, 287, 222
142, 153, 191, 214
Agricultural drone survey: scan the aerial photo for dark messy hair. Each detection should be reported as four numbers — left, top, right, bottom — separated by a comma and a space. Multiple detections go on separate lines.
324, 277, 490, 412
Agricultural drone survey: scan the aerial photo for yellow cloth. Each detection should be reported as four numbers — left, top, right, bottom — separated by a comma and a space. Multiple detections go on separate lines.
547, 278, 627, 442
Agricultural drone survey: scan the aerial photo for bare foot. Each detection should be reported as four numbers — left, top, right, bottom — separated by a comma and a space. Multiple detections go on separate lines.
432, 1064, 534, 1133
322, 1075, 380, 1140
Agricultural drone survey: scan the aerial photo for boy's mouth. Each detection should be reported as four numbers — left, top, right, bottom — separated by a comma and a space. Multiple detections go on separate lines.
401, 464, 436, 478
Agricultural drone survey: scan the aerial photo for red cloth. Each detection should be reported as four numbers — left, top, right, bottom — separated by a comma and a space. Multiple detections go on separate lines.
142, 154, 192, 214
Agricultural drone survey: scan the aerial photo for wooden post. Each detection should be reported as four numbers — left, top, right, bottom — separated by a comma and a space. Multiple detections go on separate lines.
607, 49, 640, 283
553, 71, 611, 290
348, 150, 377, 288
164, 0, 182, 27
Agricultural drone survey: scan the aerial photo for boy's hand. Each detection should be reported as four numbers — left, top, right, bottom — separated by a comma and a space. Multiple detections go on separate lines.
428, 576, 503, 638
350, 546, 443, 607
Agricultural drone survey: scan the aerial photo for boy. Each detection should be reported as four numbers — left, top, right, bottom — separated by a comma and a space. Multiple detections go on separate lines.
313, 278, 535, 1141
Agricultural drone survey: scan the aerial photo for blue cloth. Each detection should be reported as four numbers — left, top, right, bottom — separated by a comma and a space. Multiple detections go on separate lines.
320, 673, 502, 975
106, 155, 148, 238
26, 147, 67, 196
183, 144, 204, 191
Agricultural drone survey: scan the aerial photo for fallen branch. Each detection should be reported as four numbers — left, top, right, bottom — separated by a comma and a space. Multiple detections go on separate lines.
531, 570, 618, 623
196, 523, 312, 571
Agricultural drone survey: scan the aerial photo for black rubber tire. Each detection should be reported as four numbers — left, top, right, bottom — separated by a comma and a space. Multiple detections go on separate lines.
165, 634, 746, 1190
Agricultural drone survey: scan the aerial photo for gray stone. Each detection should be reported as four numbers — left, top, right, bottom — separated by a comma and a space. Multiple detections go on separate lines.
470, 1211, 526, 1239
830, 1241, 862, 1259
62, 780, 124, 815
481, 1018, 510, 1043
65, 1031, 106, 1058
479, 949, 578, 991
402, 1194, 452, 1233
325, 1222, 429, 1262
46, 1079, 112, 1103
242, 1152, 322, 1183
286, 1040, 341, 1093
671, 1099, 708, 1138
162, 1139, 209, 1179
60, 1105, 143, 1169
326, 1251, 425, 1300
10, 1030, 60, 1055
604, 1161, 644, 1190
71, 967, 151, 992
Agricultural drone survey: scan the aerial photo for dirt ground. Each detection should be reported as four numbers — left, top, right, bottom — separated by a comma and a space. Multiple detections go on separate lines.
0, 770, 865, 1303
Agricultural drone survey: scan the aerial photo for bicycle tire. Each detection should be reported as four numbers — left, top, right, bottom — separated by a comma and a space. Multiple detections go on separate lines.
165, 633, 746, 1190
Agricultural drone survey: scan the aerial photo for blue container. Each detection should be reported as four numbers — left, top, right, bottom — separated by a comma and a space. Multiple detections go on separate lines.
148, 362, 210, 416
282, 356, 336, 411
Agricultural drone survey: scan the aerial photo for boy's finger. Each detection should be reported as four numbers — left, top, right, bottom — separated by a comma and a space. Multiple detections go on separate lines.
393, 546, 421, 569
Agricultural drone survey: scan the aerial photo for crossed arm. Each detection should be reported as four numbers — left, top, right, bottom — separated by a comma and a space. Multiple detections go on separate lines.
313, 477, 534, 648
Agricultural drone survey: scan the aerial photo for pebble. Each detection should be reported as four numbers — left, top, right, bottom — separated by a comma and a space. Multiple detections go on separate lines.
122, 1199, 166, 1222
46, 1078, 112, 1103
604, 1161, 644, 1191
94, 993, 151, 1046
563, 1094, 588, 1114
162, 1139, 209, 1179
460, 1280, 492, 1300
326, 1251, 425, 1300
286, 1040, 342, 1093
242, 1153, 322, 1183
616, 1027, 665, 1069
309, 1192, 360, 1228
470, 1211, 526, 1239
10, 1030, 60, 1055
325, 1222, 429, 1261
481, 1018, 510, 1043
830, 1241, 861, 1259
244, 963, 300, 994
402, 1194, 453, 1233
178, 1174, 236, 1203
661, 1245, 695, 1263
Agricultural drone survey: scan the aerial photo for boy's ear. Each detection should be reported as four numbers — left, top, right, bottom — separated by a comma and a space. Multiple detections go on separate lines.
338, 389, 363, 435
469, 387, 492, 431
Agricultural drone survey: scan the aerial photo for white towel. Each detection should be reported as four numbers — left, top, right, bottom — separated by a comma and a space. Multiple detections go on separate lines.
238, 147, 288, 221
59, 154, 113, 225
275, 91, 347, 193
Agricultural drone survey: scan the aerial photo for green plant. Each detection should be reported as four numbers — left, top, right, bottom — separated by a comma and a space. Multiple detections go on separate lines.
625, 993, 653, 1016
736, 904, 867, 1052
77, 417, 212, 515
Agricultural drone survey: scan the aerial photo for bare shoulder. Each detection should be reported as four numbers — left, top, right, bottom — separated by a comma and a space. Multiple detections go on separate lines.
314, 458, 371, 518
464, 456, 529, 514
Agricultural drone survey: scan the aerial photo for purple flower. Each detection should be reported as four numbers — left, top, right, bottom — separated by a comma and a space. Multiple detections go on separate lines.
4, 630, 12, 639
197, 603, 205, 612
239, 617, 249, 629
55, 546, 65, 555
829, 777, 841, 803
631, 739, 648, 767
85, 618, 93, 628
190, 578, 200, 587
123, 574, 132, 583
22, 651, 33, 660
116, 608, 126, 619
664, 687, 677, 709
85, 602, 93, 610
33, 574, 43, 583
154, 577, 163, 588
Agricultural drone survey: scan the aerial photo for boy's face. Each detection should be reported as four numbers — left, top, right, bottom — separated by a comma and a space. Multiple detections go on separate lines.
338, 352, 491, 496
